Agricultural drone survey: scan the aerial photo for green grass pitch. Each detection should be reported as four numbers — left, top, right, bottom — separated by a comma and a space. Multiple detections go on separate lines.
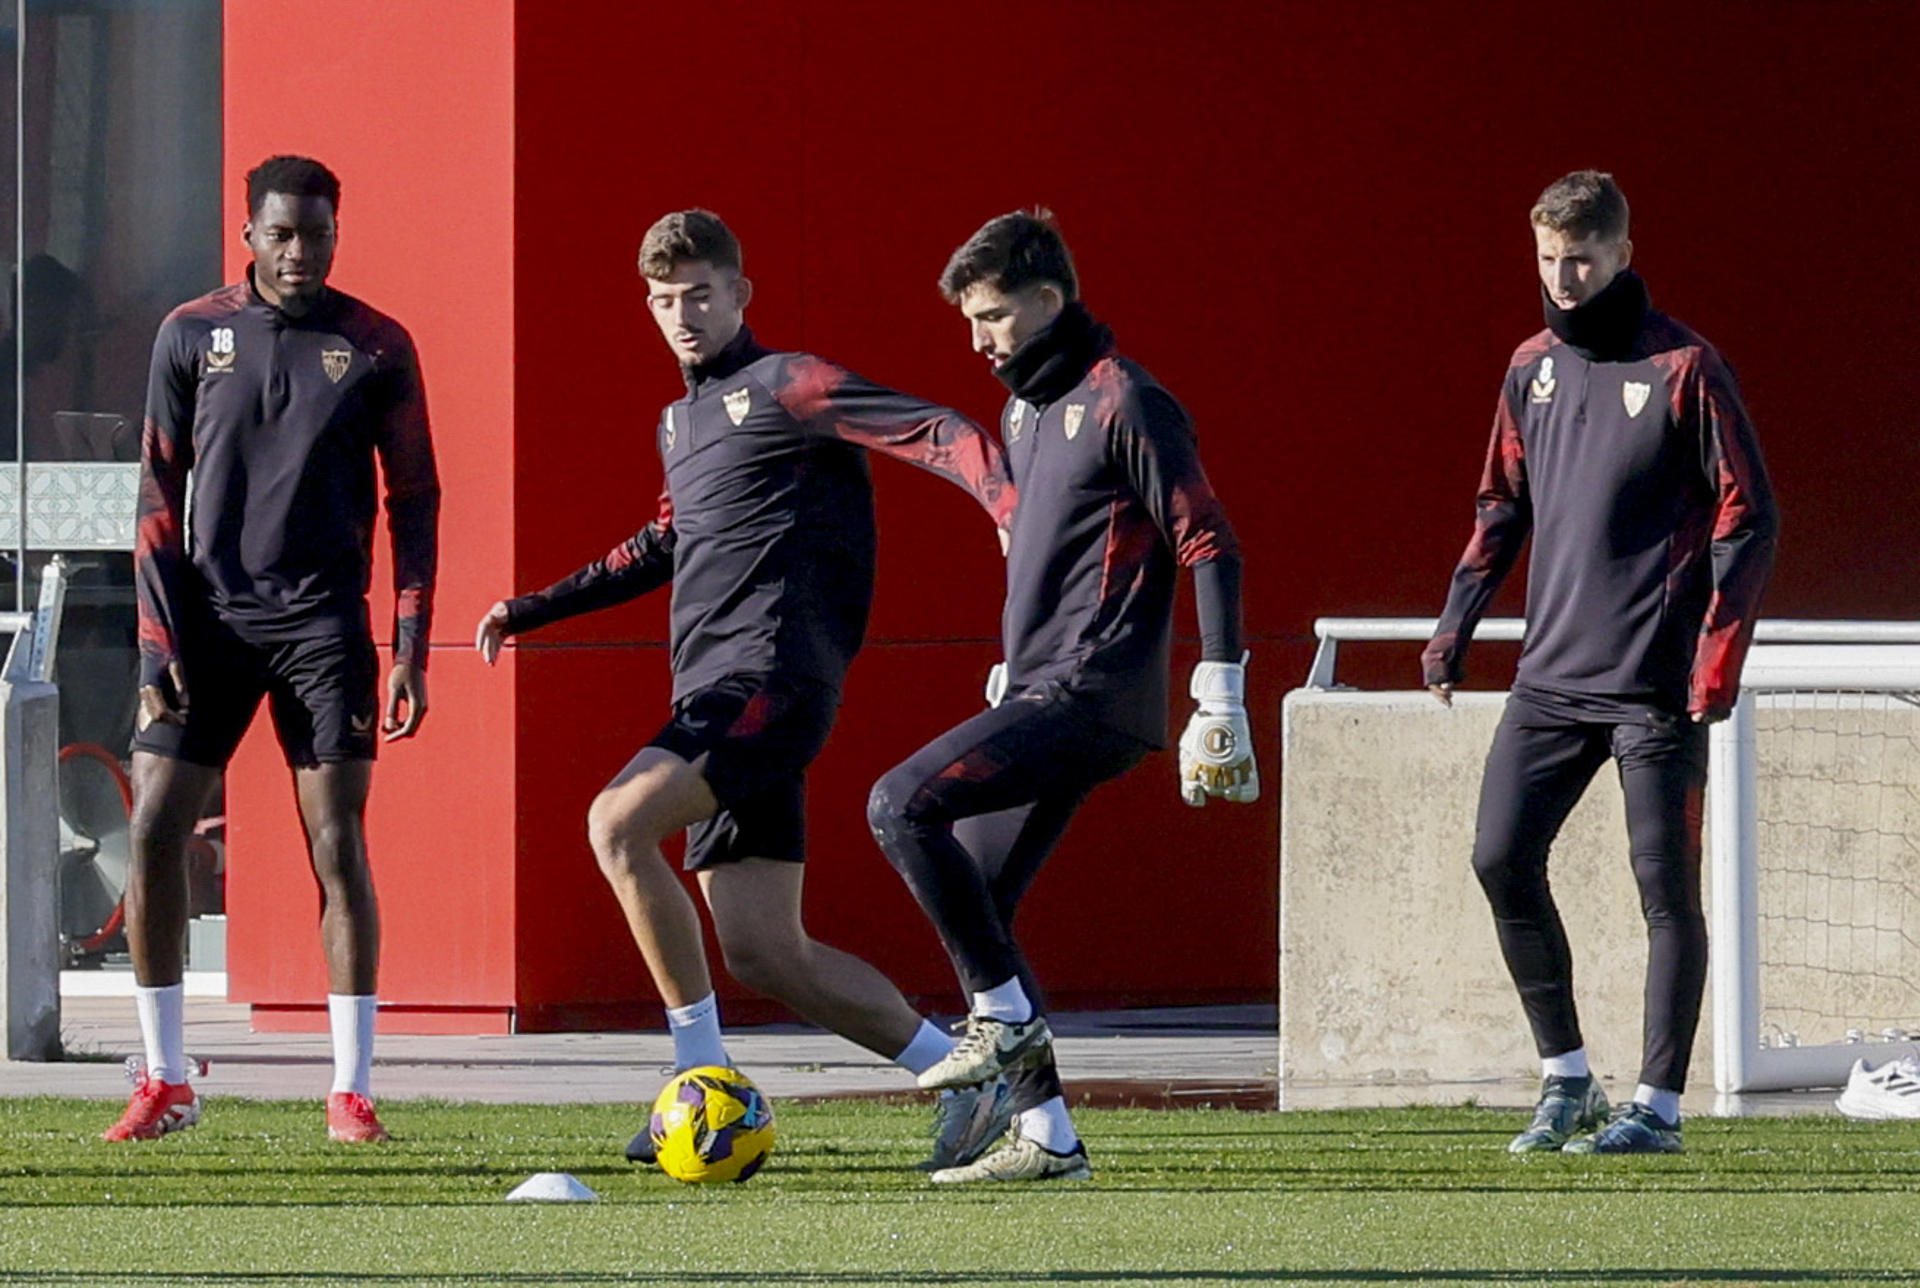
2, 1097, 1917, 1286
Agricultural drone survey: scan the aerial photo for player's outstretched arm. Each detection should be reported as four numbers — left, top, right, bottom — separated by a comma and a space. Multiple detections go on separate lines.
475, 489, 678, 666
1687, 349, 1780, 723
1420, 380, 1533, 699
133, 316, 199, 731
1111, 386, 1256, 806
774, 355, 1016, 536
373, 332, 441, 740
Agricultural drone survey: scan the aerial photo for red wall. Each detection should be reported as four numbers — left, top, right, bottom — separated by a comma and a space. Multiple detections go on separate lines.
222, 1, 520, 1027
226, 0, 1920, 1027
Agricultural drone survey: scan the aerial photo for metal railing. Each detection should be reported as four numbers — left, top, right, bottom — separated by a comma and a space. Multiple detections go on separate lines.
1305, 617, 1920, 689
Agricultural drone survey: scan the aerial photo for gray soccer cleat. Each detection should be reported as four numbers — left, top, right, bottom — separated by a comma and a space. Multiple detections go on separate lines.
1562, 1102, 1683, 1154
929, 1133, 1091, 1184
1508, 1074, 1610, 1153
921, 1076, 1017, 1171
915, 1014, 1053, 1091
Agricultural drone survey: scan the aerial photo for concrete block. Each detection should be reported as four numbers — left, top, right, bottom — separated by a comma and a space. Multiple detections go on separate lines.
1, 678, 62, 1060
1279, 689, 1920, 1101
1280, 691, 1705, 1094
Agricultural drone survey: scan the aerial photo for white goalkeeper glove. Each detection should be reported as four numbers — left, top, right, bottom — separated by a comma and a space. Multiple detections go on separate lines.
1178, 654, 1258, 806
985, 662, 1009, 708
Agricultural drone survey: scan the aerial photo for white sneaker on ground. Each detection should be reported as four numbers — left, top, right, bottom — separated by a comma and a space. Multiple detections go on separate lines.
1836, 1054, 1920, 1120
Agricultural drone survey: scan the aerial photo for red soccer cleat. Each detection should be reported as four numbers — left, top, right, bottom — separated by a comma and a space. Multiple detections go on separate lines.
102, 1078, 200, 1142
326, 1091, 391, 1143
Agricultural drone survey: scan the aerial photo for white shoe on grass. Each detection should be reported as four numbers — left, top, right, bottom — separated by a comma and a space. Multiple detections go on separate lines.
929, 1133, 1091, 1184
1836, 1054, 1920, 1120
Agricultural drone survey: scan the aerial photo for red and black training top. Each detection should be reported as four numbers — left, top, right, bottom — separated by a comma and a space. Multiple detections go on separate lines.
1422, 271, 1779, 719
504, 327, 1013, 701
136, 271, 441, 689
993, 304, 1243, 748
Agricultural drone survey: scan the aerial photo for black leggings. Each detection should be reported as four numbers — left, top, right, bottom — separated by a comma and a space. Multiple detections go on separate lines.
868, 691, 1148, 1109
1472, 693, 1709, 1092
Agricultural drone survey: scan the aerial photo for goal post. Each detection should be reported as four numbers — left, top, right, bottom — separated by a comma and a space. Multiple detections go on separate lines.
1711, 643, 1920, 1095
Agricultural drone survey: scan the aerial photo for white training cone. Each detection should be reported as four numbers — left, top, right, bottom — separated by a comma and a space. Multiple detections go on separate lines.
505, 1171, 599, 1202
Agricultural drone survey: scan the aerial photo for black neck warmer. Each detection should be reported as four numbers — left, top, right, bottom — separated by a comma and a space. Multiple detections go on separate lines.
1544, 269, 1649, 361
995, 302, 1116, 405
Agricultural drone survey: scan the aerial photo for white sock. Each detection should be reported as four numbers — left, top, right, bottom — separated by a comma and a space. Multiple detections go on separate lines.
665, 993, 730, 1071
1542, 1048, 1590, 1079
1016, 1097, 1078, 1153
972, 977, 1033, 1023
328, 994, 377, 1096
893, 1019, 956, 1076
1634, 1084, 1681, 1124
134, 983, 187, 1084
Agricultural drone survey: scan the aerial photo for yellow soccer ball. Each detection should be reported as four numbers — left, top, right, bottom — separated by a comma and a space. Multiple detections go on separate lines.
649, 1066, 776, 1184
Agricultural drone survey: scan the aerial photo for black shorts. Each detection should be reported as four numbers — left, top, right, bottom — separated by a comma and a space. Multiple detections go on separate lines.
647, 673, 838, 870
131, 619, 381, 770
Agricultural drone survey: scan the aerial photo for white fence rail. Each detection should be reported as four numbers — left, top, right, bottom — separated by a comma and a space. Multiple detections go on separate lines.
1306, 618, 1920, 689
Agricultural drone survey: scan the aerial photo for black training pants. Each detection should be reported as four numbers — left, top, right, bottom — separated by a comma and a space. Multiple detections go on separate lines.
1471, 692, 1709, 1092
867, 690, 1148, 1110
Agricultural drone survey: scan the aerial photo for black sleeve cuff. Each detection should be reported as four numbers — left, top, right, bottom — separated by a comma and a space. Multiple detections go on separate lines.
1193, 555, 1243, 662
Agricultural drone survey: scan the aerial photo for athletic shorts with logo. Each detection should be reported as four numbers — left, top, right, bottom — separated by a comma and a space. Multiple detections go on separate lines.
646, 672, 838, 870
131, 616, 381, 769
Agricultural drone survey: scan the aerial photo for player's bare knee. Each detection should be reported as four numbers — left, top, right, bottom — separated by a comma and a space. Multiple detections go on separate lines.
586, 794, 661, 879
716, 932, 799, 999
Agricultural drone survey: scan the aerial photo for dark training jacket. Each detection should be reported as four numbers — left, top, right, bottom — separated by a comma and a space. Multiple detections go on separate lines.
504, 327, 1013, 701
136, 273, 441, 689
1423, 272, 1778, 717
994, 304, 1243, 748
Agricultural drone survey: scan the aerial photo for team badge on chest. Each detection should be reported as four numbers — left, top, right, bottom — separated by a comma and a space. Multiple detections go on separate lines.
1622, 381, 1651, 418
723, 387, 752, 425
1063, 404, 1086, 440
321, 349, 352, 383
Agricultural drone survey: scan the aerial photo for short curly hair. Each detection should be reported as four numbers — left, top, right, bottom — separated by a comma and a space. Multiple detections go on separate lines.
246, 155, 341, 218
638, 209, 742, 280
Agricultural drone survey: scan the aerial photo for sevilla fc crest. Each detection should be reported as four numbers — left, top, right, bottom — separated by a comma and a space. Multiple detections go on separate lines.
1622, 381, 1651, 418
321, 349, 352, 383
1063, 404, 1086, 440
724, 387, 752, 426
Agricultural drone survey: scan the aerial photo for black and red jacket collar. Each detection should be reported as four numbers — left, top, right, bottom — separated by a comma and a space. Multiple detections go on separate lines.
683, 325, 767, 393
244, 265, 338, 324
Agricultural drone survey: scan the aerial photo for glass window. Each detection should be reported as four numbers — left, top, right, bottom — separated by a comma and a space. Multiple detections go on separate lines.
8, 0, 223, 966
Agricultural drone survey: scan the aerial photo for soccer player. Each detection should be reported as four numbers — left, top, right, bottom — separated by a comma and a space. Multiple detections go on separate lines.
866, 210, 1255, 1184
112, 155, 440, 1143
473, 210, 1015, 1168
1423, 170, 1778, 1154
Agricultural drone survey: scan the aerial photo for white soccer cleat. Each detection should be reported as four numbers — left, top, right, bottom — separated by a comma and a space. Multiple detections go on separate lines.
929, 1133, 1091, 1184
1835, 1054, 1920, 1120
915, 1015, 1052, 1091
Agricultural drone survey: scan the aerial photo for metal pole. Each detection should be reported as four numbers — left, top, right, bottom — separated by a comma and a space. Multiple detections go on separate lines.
1709, 691, 1760, 1097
